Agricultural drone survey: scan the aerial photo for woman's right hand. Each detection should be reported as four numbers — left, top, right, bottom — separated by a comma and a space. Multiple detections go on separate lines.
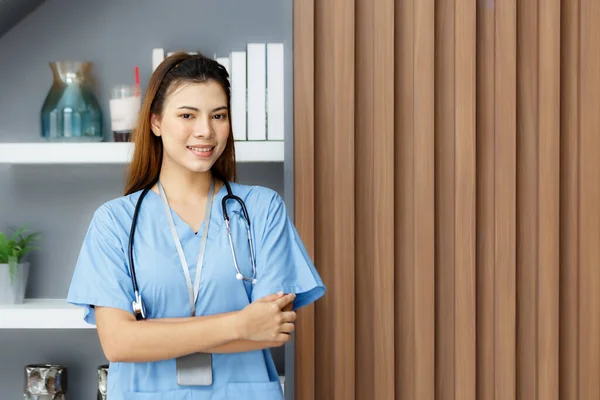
238, 293, 297, 342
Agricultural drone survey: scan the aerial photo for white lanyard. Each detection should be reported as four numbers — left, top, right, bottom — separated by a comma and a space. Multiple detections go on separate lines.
158, 178, 215, 317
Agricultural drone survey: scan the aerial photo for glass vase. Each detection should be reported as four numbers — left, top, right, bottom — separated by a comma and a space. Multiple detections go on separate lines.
41, 61, 103, 141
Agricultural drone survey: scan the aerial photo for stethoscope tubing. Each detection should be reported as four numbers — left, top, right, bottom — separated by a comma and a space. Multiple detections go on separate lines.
127, 180, 257, 320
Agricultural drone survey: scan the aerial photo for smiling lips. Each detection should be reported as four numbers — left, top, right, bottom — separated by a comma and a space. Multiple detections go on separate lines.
187, 145, 215, 158
187, 146, 215, 158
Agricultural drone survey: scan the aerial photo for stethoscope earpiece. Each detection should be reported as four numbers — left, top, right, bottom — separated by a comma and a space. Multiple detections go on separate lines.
236, 273, 243, 281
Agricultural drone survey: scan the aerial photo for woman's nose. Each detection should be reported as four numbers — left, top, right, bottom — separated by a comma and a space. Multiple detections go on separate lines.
193, 118, 215, 138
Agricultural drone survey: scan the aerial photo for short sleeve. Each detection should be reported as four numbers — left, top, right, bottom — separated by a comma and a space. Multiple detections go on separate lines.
66, 205, 133, 325
252, 193, 325, 310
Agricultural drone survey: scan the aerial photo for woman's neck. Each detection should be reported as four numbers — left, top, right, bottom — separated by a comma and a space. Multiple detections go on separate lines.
156, 160, 214, 204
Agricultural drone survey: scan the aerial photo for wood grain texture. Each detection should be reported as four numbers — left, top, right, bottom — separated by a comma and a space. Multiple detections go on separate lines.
293, 1, 599, 398
330, 0, 356, 398
476, 1, 495, 399
579, 0, 600, 397
413, 0, 436, 398
517, 0, 539, 397
559, 0, 579, 398
314, 0, 336, 397
396, 0, 436, 398
292, 1, 315, 399
434, 0, 455, 396
395, 0, 417, 398
537, 0, 561, 398
353, 0, 400, 396
494, 1, 517, 399
355, 0, 375, 396
454, 0, 477, 398
372, 0, 396, 398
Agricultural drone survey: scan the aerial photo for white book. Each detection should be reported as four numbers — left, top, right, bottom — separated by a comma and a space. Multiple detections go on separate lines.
152, 48, 165, 72
216, 56, 230, 75
247, 43, 267, 141
230, 51, 247, 141
267, 43, 285, 141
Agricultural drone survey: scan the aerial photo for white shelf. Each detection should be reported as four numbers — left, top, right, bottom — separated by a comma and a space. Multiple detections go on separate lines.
0, 299, 93, 329
0, 141, 284, 164
0, 299, 286, 390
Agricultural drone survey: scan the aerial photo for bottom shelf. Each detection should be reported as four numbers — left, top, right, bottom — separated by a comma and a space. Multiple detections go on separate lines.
1, 299, 287, 391
0, 298, 92, 329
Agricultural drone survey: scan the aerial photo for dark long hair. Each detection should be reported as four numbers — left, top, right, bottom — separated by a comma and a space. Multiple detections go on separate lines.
124, 52, 236, 195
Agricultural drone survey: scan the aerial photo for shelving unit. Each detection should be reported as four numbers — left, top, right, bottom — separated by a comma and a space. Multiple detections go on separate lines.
0, 1, 293, 397
0, 299, 92, 329
0, 141, 284, 164
0, 299, 286, 390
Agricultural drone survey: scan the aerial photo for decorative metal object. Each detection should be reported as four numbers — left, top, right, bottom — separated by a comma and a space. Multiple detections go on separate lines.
97, 364, 109, 400
24, 364, 67, 400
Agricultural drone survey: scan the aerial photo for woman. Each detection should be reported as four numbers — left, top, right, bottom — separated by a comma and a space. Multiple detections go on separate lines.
67, 52, 325, 400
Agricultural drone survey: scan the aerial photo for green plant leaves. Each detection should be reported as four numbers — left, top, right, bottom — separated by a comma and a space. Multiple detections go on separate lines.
0, 232, 8, 263
0, 225, 40, 284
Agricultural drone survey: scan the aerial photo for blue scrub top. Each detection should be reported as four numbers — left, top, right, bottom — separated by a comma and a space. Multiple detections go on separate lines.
66, 182, 325, 400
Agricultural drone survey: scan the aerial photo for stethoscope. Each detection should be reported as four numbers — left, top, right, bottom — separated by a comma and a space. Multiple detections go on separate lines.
128, 179, 257, 321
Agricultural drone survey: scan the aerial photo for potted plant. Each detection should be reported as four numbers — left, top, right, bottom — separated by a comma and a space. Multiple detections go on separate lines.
0, 225, 40, 305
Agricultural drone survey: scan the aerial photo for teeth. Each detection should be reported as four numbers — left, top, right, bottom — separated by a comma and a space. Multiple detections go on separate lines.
188, 146, 214, 152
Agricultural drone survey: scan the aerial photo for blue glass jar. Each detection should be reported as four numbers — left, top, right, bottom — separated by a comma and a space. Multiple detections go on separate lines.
41, 61, 103, 141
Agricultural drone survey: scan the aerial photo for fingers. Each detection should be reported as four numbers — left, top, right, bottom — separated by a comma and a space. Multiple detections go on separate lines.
274, 293, 296, 309
280, 322, 295, 334
281, 311, 297, 323
257, 292, 285, 303
275, 332, 293, 343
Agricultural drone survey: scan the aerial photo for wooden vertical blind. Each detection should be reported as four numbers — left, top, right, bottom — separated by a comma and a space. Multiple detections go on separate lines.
293, 0, 600, 398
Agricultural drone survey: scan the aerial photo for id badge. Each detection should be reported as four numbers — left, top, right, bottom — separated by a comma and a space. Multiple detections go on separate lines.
176, 353, 213, 386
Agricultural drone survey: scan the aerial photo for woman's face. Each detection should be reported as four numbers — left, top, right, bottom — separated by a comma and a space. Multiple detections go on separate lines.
151, 80, 230, 174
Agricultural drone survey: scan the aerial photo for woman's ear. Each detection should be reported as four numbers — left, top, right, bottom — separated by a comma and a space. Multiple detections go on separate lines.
150, 114, 161, 137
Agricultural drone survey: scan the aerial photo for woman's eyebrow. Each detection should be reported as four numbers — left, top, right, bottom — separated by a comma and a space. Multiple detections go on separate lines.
176, 105, 228, 112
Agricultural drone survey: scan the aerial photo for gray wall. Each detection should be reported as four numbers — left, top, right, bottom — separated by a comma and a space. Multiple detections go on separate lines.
0, 0, 293, 398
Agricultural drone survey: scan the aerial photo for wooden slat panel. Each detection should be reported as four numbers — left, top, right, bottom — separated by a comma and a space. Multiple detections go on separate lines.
395, 0, 416, 397
579, 0, 600, 397
314, 0, 337, 398
434, 0, 455, 396
396, 0, 435, 398
454, 0, 477, 398
559, 0, 579, 398
292, 0, 315, 399
475, 1, 495, 398
494, 1, 517, 399
516, 0, 539, 397
372, 0, 396, 397
355, 0, 375, 396
537, 1, 560, 399
414, 0, 436, 398
295, 2, 598, 399
331, 0, 356, 398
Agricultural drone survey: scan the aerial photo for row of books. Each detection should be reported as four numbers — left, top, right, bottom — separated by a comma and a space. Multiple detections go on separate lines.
152, 43, 285, 142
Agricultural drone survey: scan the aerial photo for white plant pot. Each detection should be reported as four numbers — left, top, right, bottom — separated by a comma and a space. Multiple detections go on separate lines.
0, 262, 30, 304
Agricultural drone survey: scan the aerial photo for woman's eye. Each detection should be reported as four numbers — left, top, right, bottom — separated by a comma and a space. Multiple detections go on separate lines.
181, 114, 193, 119
213, 113, 227, 120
